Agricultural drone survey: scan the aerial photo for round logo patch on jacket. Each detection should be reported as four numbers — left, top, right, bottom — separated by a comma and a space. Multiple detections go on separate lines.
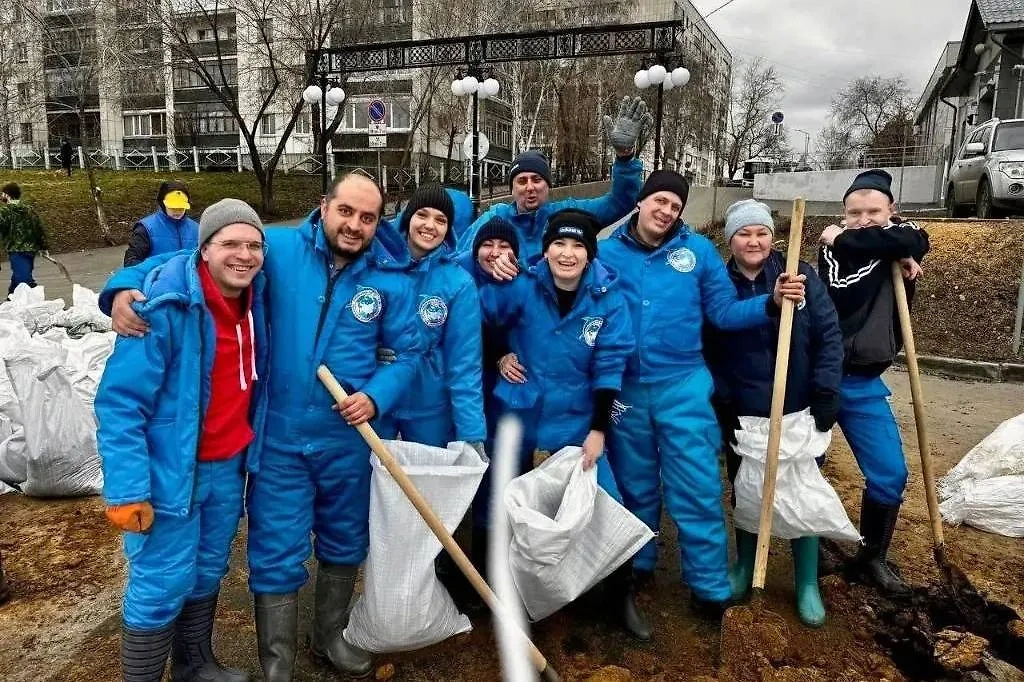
418, 295, 448, 327
667, 247, 696, 273
580, 317, 604, 347
349, 287, 383, 323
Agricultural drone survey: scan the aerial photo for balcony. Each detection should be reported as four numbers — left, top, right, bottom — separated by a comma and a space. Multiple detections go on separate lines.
46, 0, 95, 15
172, 39, 237, 59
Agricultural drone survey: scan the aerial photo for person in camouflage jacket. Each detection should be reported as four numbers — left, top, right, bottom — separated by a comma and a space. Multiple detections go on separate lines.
0, 182, 49, 296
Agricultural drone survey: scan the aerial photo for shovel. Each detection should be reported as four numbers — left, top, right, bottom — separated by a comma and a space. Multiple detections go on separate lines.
721, 197, 805, 660
317, 366, 562, 682
41, 251, 73, 284
891, 262, 1022, 642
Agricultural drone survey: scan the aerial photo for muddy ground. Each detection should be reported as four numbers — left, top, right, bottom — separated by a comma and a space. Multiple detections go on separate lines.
1, 370, 1021, 682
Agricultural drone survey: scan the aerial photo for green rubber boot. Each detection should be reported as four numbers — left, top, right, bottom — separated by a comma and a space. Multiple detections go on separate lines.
791, 536, 826, 628
729, 528, 757, 601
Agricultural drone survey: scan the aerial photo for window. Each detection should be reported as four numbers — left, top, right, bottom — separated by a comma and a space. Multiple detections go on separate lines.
173, 61, 236, 88
180, 107, 238, 135
125, 69, 165, 95
294, 112, 310, 135
379, 0, 409, 24
197, 28, 212, 41
20, 123, 33, 143
123, 112, 166, 137
16, 43, 28, 63
14, 4, 24, 21
993, 121, 1024, 152
256, 18, 274, 42
17, 82, 31, 104
260, 113, 276, 135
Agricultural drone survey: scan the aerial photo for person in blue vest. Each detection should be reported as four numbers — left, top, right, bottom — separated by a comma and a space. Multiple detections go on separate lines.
478, 208, 647, 639
377, 183, 486, 449
125, 181, 200, 266
96, 199, 271, 682
703, 199, 844, 628
599, 170, 807, 619
817, 169, 929, 597
101, 173, 425, 681
456, 96, 651, 274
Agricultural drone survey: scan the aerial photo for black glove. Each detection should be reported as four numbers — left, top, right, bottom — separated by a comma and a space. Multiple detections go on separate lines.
810, 389, 839, 433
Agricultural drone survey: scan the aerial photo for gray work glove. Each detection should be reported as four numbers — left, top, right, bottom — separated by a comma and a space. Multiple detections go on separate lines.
376, 346, 396, 365
469, 441, 487, 460
602, 96, 654, 156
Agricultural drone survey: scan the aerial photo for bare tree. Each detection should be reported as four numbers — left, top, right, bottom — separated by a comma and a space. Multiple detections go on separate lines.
829, 75, 914, 149
723, 57, 784, 180
815, 123, 858, 170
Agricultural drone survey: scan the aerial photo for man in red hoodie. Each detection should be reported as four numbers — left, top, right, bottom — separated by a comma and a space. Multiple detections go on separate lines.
96, 198, 271, 682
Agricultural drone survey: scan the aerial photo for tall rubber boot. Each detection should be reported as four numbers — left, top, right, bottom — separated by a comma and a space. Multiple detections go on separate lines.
171, 593, 247, 681
606, 562, 651, 642
122, 624, 174, 682
254, 593, 297, 682
855, 492, 912, 598
309, 563, 372, 678
791, 537, 826, 627
729, 528, 756, 601
470, 526, 489, 582
0, 550, 11, 605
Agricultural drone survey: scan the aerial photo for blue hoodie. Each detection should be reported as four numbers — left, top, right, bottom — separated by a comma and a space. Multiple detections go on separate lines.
95, 252, 270, 517
478, 259, 634, 450
99, 211, 425, 453
598, 219, 774, 383
456, 157, 643, 262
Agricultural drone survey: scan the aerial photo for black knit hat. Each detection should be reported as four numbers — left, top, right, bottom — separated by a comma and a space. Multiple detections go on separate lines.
844, 169, 894, 203
472, 217, 520, 257
508, 151, 552, 188
400, 183, 456, 248
637, 169, 689, 207
542, 209, 600, 260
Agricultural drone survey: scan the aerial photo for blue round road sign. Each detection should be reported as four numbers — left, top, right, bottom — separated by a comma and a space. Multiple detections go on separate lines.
771, 111, 784, 124
368, 99, 386, 123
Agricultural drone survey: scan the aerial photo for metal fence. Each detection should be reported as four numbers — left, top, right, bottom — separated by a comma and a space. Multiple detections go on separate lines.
816, 143, 949, 171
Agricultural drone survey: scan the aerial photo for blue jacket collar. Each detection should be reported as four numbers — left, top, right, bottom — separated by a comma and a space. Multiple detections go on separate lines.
532, 257, 618, 301
138, 251, 267, 314
614, 215, 690, 253
300, 209, 409, 271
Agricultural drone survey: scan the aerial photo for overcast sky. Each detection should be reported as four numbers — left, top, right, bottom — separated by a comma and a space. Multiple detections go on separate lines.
689, 0, 971, 156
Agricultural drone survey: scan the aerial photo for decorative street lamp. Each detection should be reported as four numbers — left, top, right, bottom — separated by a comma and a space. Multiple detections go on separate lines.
452, 66, 500, 213
634, 60, 690, 171
303, 79, 347, 196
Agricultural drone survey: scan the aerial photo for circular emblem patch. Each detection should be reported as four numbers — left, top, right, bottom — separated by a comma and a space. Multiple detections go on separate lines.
581, 317, 604, 347
350, 287, 383, 323
418, 295, 448, 327
667, 247, 696, 273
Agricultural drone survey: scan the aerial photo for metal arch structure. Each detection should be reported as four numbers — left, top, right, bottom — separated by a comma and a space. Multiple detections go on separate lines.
306, 21, 681, 206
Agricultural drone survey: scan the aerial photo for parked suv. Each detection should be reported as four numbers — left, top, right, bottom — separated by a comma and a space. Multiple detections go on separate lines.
947, 118, 1024, 218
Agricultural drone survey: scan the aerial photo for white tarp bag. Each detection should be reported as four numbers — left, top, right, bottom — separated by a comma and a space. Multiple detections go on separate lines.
733, 408, 860, 542
49, 284, 113, 338
0, 284, 64, 334
939, 413, 1024, 537
939, 476, 1024, 537
0, 320, 102, 497
344, 440, 487, 653
504, 447, 654, 622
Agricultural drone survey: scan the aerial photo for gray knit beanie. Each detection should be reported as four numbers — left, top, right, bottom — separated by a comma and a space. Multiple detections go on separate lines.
723, 199, 774, 243
199, 198, 264, 245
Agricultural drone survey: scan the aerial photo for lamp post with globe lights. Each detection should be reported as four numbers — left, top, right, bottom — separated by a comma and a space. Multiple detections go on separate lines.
302, 79, 347, 196
633, 60, 690, 171
451, 66, 500, 213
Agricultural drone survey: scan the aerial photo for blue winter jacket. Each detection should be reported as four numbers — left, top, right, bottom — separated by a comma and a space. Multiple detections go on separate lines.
392, 242, 486, 442
100, 210, 425, 453
140, 209, 199, 256
95, 252, 270, 518
479, 259, 635, 451
704, 251, 844, 417
456, 157, 644, 262
598, 219, 774, 383
446, 188, 476, 243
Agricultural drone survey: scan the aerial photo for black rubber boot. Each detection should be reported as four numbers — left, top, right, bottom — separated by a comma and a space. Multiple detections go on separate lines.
856, 492, 912, 598
254, 593, 298, 682
470, 527, 489, 581
690, 593, 732, 621
309, 563, 372, 678
607, 563, 651, 642
122, 623, 174, 682
0, 550, 10, 605
171, 593, 247, 681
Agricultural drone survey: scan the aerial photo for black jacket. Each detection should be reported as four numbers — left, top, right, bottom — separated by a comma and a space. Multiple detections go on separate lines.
818, 219, 930, 377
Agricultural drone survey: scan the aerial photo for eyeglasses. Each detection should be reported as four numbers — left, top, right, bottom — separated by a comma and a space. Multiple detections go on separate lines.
209, 240, 267, 255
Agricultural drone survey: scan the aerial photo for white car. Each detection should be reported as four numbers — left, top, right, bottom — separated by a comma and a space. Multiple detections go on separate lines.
946, 118, 1024, 218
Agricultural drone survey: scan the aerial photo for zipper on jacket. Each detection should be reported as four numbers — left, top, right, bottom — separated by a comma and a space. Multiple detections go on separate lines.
313, 258, 342, 351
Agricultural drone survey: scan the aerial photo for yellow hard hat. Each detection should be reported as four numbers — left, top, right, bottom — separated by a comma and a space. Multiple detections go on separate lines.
162, 190, 191, 211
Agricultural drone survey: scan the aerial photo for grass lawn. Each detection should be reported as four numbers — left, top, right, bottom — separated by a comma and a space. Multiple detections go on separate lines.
0, 169, 322, 253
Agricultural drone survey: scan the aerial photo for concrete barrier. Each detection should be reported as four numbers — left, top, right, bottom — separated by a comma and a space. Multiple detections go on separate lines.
754, 165, 941, 205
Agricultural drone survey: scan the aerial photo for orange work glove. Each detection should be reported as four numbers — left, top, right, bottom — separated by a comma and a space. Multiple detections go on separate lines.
105, 502, 154, 533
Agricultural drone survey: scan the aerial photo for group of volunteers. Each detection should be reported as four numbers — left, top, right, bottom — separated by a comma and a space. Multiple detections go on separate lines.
90, 91, 929, 681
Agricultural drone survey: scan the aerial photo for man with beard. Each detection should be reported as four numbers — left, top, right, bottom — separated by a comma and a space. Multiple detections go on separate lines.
101, 173, 424, 681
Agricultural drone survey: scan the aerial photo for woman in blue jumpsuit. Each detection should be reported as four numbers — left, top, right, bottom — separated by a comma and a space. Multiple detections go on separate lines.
479, 208, 650, 640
